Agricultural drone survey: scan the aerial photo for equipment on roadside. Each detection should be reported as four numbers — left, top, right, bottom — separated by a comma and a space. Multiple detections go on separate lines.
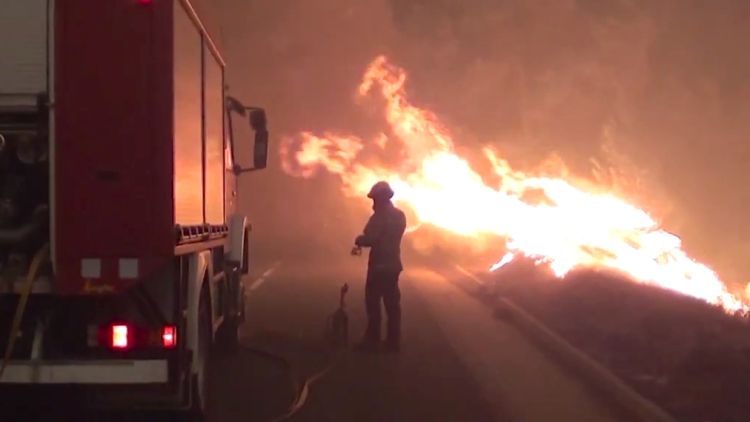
326, 283, 349, 348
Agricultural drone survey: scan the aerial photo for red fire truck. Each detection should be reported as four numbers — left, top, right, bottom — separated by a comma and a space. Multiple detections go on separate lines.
0, 0, 267, 416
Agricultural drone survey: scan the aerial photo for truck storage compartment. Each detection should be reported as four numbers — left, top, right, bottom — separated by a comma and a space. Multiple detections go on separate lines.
173, 1, 204, 227
1, 0, 230, 295
53, 0, 230, 295
174, 0, 226, 228
0, 103, 50, 280
0, 0, 52, 285
54, 0, 176, 294
0, 0, 50, 106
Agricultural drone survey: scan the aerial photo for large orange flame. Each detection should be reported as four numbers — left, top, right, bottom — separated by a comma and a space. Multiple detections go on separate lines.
280, 55, 748, 314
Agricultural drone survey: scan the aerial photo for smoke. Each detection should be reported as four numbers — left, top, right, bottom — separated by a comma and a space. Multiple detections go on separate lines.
216, 0, 750, 290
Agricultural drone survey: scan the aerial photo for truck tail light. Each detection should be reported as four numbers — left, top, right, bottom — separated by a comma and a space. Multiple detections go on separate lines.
96, 323, 177, 350
162, 325, 177, 349
111, 324, 130, 350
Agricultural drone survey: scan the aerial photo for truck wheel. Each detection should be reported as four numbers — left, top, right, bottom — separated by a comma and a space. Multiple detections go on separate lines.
215, 317, 239, 355
216, 267, 243, 355
189, 288, 212, 419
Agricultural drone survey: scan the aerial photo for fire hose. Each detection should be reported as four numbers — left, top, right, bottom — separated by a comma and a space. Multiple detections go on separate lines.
257, 260, 352, 421
239, 345, 340, 422
0, 243, 50, 379
246, 281, 349, 421
269, 361, 336, 422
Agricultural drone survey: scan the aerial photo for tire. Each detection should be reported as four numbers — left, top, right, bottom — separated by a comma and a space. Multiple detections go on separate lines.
188, 288, 212, 419
215, 317, 239, 355
241, 228, 250, 275
215, 268, 242, 355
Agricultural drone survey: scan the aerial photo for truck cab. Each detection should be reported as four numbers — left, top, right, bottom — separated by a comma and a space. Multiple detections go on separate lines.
0, 0, 267, 417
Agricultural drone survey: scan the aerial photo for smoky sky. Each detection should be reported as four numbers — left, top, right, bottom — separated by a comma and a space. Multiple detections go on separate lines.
213, 0, 750, 290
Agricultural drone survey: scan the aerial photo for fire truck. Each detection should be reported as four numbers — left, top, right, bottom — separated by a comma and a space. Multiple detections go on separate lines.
0, 0, 267, 416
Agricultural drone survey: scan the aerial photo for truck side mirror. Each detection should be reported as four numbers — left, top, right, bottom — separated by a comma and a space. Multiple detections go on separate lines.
227, 96, 247, 116
249, 108, 266, 131
226, 97, 270, 174
250, 108, 268, 170
253, 129, 268, 170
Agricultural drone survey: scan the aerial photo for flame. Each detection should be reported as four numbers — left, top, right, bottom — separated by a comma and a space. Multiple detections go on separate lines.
280, 55, 749, 314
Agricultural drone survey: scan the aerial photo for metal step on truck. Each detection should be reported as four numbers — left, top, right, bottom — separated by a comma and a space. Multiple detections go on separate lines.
0, 0, 268, 417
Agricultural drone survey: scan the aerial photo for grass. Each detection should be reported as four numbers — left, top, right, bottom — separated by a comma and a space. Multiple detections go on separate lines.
488, 260, 750, 422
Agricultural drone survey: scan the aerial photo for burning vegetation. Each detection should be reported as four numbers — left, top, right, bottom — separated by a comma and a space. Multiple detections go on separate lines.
281, 55, 748, 314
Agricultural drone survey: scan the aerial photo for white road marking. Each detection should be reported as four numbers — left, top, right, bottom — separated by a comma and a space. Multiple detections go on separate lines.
247, 261, 282, 292
454, 264, 487, 286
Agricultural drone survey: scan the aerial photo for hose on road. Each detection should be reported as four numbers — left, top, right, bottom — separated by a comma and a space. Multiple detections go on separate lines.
0, 243, 50, 380
240, 345, 342, 422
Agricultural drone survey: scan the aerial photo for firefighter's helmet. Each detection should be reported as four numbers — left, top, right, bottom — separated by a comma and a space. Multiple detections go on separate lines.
367, 181, 394, 200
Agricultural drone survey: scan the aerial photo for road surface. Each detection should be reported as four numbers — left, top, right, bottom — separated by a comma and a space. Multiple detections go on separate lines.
5, 255, 629, 421
207, 256, 628, 422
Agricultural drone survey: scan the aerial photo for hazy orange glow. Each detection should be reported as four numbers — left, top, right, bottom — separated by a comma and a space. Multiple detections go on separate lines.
280, 55, 748, 313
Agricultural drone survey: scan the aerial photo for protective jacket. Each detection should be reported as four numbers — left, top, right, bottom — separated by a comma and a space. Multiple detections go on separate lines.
355, 202, 406, 272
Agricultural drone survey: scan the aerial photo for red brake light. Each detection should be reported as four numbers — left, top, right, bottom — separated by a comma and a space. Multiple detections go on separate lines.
111, 324, 130, 349
162, 325, 177, 349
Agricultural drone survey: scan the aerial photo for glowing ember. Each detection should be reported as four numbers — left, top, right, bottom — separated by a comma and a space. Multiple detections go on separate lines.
280, 55, 748, 314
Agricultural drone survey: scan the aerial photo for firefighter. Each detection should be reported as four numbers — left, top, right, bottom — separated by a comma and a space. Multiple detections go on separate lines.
352, 181, 407, 353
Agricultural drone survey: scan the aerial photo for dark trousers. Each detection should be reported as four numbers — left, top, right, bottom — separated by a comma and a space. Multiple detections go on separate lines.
364, 269, 401, 345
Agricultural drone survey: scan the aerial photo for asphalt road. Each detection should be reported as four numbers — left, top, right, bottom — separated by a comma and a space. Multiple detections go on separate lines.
207, 256, 627, 422
4, 254, 627, 421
